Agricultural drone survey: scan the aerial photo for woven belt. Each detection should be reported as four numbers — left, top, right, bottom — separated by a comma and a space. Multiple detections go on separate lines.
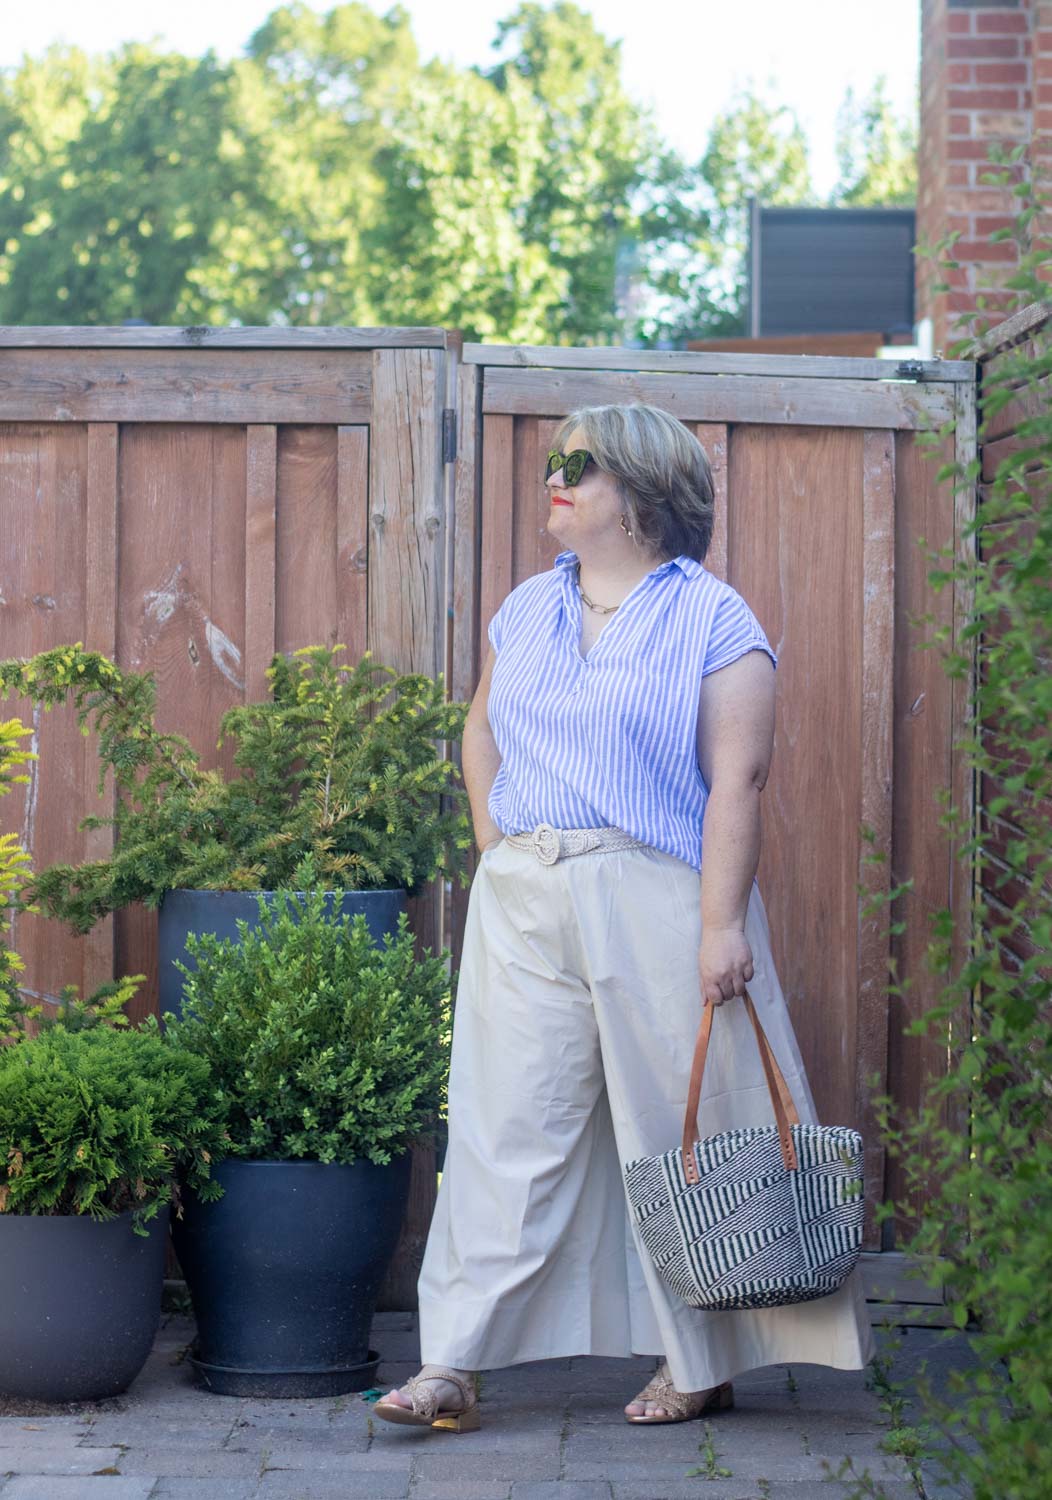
503, 822, 649, 866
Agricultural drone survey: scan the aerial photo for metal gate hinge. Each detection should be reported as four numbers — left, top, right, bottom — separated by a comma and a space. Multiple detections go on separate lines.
442, 408, 457, 463
895, 360, 926, 381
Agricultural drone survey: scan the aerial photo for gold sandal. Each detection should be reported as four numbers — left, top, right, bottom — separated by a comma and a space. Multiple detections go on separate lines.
374, 1365, 481, 1432
625, 1361, 734, 1425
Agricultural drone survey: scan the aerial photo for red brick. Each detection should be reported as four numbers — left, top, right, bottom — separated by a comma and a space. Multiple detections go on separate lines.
949, 139, 1016, 159
948, 87, 1024, 109
976, 12, 1029, 35
975, 214, 1017, 235
949, 11, 972, 34
975, 62, 1030, 85
947, 37, 1021, 59
1036, 107, 1052, 130
948, 164, 972, 185
952, 239, 1019, 260
948, 62, 973, 86
948, 112, 973, 135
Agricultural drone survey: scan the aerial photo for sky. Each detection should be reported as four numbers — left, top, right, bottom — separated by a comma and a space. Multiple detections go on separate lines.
0, 0, 920, 200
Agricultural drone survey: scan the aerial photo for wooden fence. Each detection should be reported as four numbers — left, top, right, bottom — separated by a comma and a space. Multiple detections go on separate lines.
0, 326, 980, 1298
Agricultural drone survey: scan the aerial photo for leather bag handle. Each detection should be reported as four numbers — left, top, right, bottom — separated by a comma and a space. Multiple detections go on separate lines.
681, 988, 800, 1185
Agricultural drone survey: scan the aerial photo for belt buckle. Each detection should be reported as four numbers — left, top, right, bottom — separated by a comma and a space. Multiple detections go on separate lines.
532, 823, 561, 865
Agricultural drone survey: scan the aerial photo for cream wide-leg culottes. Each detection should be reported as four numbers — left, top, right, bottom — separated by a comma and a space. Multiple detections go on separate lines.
417, 832, 875, 1392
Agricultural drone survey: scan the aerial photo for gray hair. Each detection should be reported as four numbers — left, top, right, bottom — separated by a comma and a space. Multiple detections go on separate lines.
554, 402, 715, 562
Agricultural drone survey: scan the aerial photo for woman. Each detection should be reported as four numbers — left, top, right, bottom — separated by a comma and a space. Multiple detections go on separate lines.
375, 402, 874, 1432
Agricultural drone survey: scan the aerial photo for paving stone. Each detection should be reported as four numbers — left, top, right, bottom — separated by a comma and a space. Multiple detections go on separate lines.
510, 1485, 613, 1499
111, 1446, 263, 1478
256, 1471, 410, 1499
149, 1483, 260, 1499
411, 1453, 561, 1483
0, 1420, 95, 1448
410, 1481, 513, 1500
0, 1446, 122, 1476
81, 1419, 238, 1447
0, 1481, 156, 1500
610, 1483, 756, 1500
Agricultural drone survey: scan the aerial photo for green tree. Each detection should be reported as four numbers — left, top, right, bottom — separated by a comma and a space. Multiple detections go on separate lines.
635, 86, 814, 345
0, 44, 249, 324
484, 1, 667, 342
831, 75, 917, 206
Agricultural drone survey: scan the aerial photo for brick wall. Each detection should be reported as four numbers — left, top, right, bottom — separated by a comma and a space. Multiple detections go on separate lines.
918, 0, 1052, 352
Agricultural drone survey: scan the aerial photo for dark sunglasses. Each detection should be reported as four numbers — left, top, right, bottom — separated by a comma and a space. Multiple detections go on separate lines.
545, 449, 594, 486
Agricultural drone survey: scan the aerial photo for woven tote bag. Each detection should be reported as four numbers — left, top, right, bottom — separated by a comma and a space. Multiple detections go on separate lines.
623, 990, 864, 1311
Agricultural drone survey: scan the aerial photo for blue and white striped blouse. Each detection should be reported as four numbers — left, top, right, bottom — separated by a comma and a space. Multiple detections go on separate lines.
485, 548, 777, 872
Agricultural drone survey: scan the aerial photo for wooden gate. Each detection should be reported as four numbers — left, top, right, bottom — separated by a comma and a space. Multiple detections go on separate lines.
451, 344, 978, 1256
1, 327, 979, 1292
0, 326, 457, 1304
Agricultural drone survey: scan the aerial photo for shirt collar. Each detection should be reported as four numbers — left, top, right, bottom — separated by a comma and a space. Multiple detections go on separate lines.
554, 549, 703, 579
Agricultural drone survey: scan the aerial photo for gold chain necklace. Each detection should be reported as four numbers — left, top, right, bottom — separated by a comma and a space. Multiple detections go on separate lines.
575, 561, 620, 615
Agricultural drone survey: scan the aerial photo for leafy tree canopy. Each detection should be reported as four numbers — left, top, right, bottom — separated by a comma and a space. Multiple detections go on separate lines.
0, 4, 915, 343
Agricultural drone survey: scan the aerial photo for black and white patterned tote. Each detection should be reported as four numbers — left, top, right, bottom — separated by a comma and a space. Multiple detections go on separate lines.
623, 990, 864, 1311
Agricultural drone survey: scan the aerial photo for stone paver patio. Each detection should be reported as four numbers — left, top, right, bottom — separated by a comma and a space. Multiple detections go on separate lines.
0, 1313, 975, 1500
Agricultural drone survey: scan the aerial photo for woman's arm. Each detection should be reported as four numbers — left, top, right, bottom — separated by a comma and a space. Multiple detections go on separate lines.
462, 645, 505, 852
694, 649, 777, 1005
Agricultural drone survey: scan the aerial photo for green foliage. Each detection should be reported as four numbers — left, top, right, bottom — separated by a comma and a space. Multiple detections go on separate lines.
0, 717, 36, 1021
164, 860, 452, 1166
844, 143, 1052, 1500
0, 994, 225, 1233
0, 644, 471, 934
831, 76, 917, 207
0, 5, 909, 343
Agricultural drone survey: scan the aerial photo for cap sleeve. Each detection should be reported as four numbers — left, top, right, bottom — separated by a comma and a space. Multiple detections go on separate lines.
702, 588, 778, 676
487, 597, 509, 654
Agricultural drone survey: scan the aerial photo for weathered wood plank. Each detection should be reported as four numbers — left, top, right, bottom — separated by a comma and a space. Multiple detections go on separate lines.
731, 426, 863, 1139
692, 423, 727, 580
336, 427, 370, 667
275, 428, 344, 655
0, 327, 447, 350
449, 363, 482, 987
0, 350, 372, 423
369, 348, 447, 1311
465, 342, 976, 383
244, 427, 277, 702
482, 367, 957, 430
479, 416, 515, 659
82, 423, 119, 994
367, 350, 446, 680
114, 426, 247, 1021
857, 429, 895, 1251
971, 300, 1051, 359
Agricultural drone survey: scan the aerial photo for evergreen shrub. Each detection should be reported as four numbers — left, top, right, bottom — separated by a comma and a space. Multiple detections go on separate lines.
0, 989, 225, 1234
164, 859, 452, 1166
0, 644, 472, 933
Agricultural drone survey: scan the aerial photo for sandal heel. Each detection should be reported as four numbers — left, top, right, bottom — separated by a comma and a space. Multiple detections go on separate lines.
708, 1381, 734, 1411
432, 1403, 481, 1433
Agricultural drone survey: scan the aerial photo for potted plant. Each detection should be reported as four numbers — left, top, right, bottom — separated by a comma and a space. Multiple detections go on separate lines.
164, 860, 452, 1398
0, 714, 224, 1404
0, 643, 471, 1018
0, 983, 224, 1403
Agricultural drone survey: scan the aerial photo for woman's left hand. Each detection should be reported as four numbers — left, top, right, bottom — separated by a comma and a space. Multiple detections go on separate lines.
698, 928, 754, 1007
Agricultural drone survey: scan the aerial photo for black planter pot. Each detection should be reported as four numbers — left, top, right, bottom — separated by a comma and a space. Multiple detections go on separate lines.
158, 886, 407, 1020
172, 1155, 413, 1398
0, 1208, 169, 1402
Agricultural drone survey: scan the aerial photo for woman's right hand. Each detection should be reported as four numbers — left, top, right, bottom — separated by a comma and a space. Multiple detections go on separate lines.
478, 833, 504, 853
